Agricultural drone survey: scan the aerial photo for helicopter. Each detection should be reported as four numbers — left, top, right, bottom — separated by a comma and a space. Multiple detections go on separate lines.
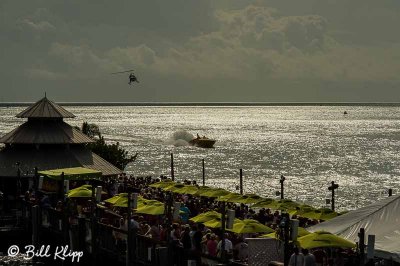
111, 69, 139, 85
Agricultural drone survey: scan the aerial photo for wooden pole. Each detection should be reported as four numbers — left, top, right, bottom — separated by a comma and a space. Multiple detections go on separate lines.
239, 169, 243, 195
202, 159, 205, 187
170, 153, 175, 181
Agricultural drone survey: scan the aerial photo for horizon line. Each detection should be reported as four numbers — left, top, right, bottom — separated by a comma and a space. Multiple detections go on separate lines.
1, 101, 400, 107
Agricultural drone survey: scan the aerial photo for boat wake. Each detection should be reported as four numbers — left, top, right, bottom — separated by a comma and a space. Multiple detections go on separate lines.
167, 130, 194, 147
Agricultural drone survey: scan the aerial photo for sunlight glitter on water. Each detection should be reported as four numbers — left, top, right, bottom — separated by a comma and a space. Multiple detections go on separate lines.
1, 105, 400, 211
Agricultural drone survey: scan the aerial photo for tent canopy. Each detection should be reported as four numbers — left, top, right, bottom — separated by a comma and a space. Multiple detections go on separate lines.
308, 195, 400, 262
39, 167, 102, 180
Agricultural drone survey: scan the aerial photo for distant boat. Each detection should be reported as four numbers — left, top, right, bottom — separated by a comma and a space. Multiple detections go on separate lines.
189, 135, 216, 148
344, 111, 348, 115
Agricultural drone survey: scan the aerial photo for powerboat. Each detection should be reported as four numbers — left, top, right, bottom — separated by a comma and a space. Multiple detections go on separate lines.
189, 135, 216, 148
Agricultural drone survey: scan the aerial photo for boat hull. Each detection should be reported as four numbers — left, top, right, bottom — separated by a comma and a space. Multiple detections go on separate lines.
189, 138, 216, 148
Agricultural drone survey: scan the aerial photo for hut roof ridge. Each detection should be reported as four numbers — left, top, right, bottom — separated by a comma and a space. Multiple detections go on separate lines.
16, 97, 75, 118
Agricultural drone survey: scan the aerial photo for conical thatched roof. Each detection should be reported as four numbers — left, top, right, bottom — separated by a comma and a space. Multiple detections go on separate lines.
0, 120, 94, 144
16, 97, 75, 118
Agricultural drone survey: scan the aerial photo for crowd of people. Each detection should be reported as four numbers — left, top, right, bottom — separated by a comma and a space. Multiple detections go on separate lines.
25, 174, 358, 265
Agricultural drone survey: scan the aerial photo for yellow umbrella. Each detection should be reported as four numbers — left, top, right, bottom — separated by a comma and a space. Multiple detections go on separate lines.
189, 211, 221, 223
194, 186, 212, 196
173, 185, 199, 195
67, 188, 93, 198
113, 195, 145, 208
203, 217, 241, 229
261, 227, 310, 239
198, 188, 231, 198
105, 193, 128, 204
288, 205, 316, 216
218, 193, 243, 202
270, 199, 301, 211
135, 200, 165, 215
227, 219, 274, 234
149, 181, 175, 188
251, 198, 277, 208
163, 183, 186, 192
237, 194, 265, 204
296, 231, 356, 249
301, 208, 338, 220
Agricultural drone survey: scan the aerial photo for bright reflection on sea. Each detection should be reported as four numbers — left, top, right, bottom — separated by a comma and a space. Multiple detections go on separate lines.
1, 105, 400, 211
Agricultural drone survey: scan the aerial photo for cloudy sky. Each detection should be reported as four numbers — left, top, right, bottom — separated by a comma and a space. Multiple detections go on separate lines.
1, 0, 400, 102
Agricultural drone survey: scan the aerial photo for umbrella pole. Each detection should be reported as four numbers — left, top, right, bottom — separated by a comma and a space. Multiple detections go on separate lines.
221, 201, 226, 262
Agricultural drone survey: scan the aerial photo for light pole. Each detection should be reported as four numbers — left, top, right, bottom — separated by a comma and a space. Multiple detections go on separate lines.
280, 175, 285, 200
328, 181, 339, 211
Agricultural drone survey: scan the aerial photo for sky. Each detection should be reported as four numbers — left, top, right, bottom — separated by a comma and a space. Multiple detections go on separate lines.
1, 0, 400, 102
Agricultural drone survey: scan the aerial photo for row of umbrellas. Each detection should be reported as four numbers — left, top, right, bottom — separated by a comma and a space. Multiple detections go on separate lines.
67, 186, 166, 215
150, 181, 339, 220
188, 210, 355, 249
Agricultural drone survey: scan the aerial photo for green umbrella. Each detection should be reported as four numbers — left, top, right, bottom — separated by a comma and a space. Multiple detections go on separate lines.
296, 231, 356, 249
227, 219, 274, 234
189, 211, 221, 223
301, 208, 338, 220
237, 194, 265, 204
261, 227, 310, 239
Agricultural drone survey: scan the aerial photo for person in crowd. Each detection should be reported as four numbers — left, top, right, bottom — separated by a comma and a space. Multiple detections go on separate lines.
303, 248, 316, 266
289, 247, 304, 266
234, 237, 248, 261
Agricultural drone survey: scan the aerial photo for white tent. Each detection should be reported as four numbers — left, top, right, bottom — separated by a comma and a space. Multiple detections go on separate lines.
308, 195, 400, 262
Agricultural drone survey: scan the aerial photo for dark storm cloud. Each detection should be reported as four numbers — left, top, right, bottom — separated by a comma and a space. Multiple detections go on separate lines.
0, 1, 399, 102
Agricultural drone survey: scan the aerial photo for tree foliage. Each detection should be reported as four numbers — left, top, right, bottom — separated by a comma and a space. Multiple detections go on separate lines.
81, 122, 137, 170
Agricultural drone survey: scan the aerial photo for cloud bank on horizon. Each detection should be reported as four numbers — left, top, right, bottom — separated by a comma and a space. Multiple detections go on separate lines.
1, 0, 399, 102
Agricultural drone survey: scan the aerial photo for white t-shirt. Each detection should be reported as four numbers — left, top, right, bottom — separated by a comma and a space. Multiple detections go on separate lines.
217, 239, 233, 252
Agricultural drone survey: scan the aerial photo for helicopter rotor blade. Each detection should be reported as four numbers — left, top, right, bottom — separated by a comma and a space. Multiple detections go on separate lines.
110, 69, 135, 75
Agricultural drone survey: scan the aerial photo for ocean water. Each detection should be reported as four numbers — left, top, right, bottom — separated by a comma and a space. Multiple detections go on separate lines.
1, 105, 400, 211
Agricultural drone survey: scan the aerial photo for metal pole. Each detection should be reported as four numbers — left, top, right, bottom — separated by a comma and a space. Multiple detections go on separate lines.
280, 175, 285, 200
239, 169, 243, 195
202, 159, 205, 187
170, 153, 175, 181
